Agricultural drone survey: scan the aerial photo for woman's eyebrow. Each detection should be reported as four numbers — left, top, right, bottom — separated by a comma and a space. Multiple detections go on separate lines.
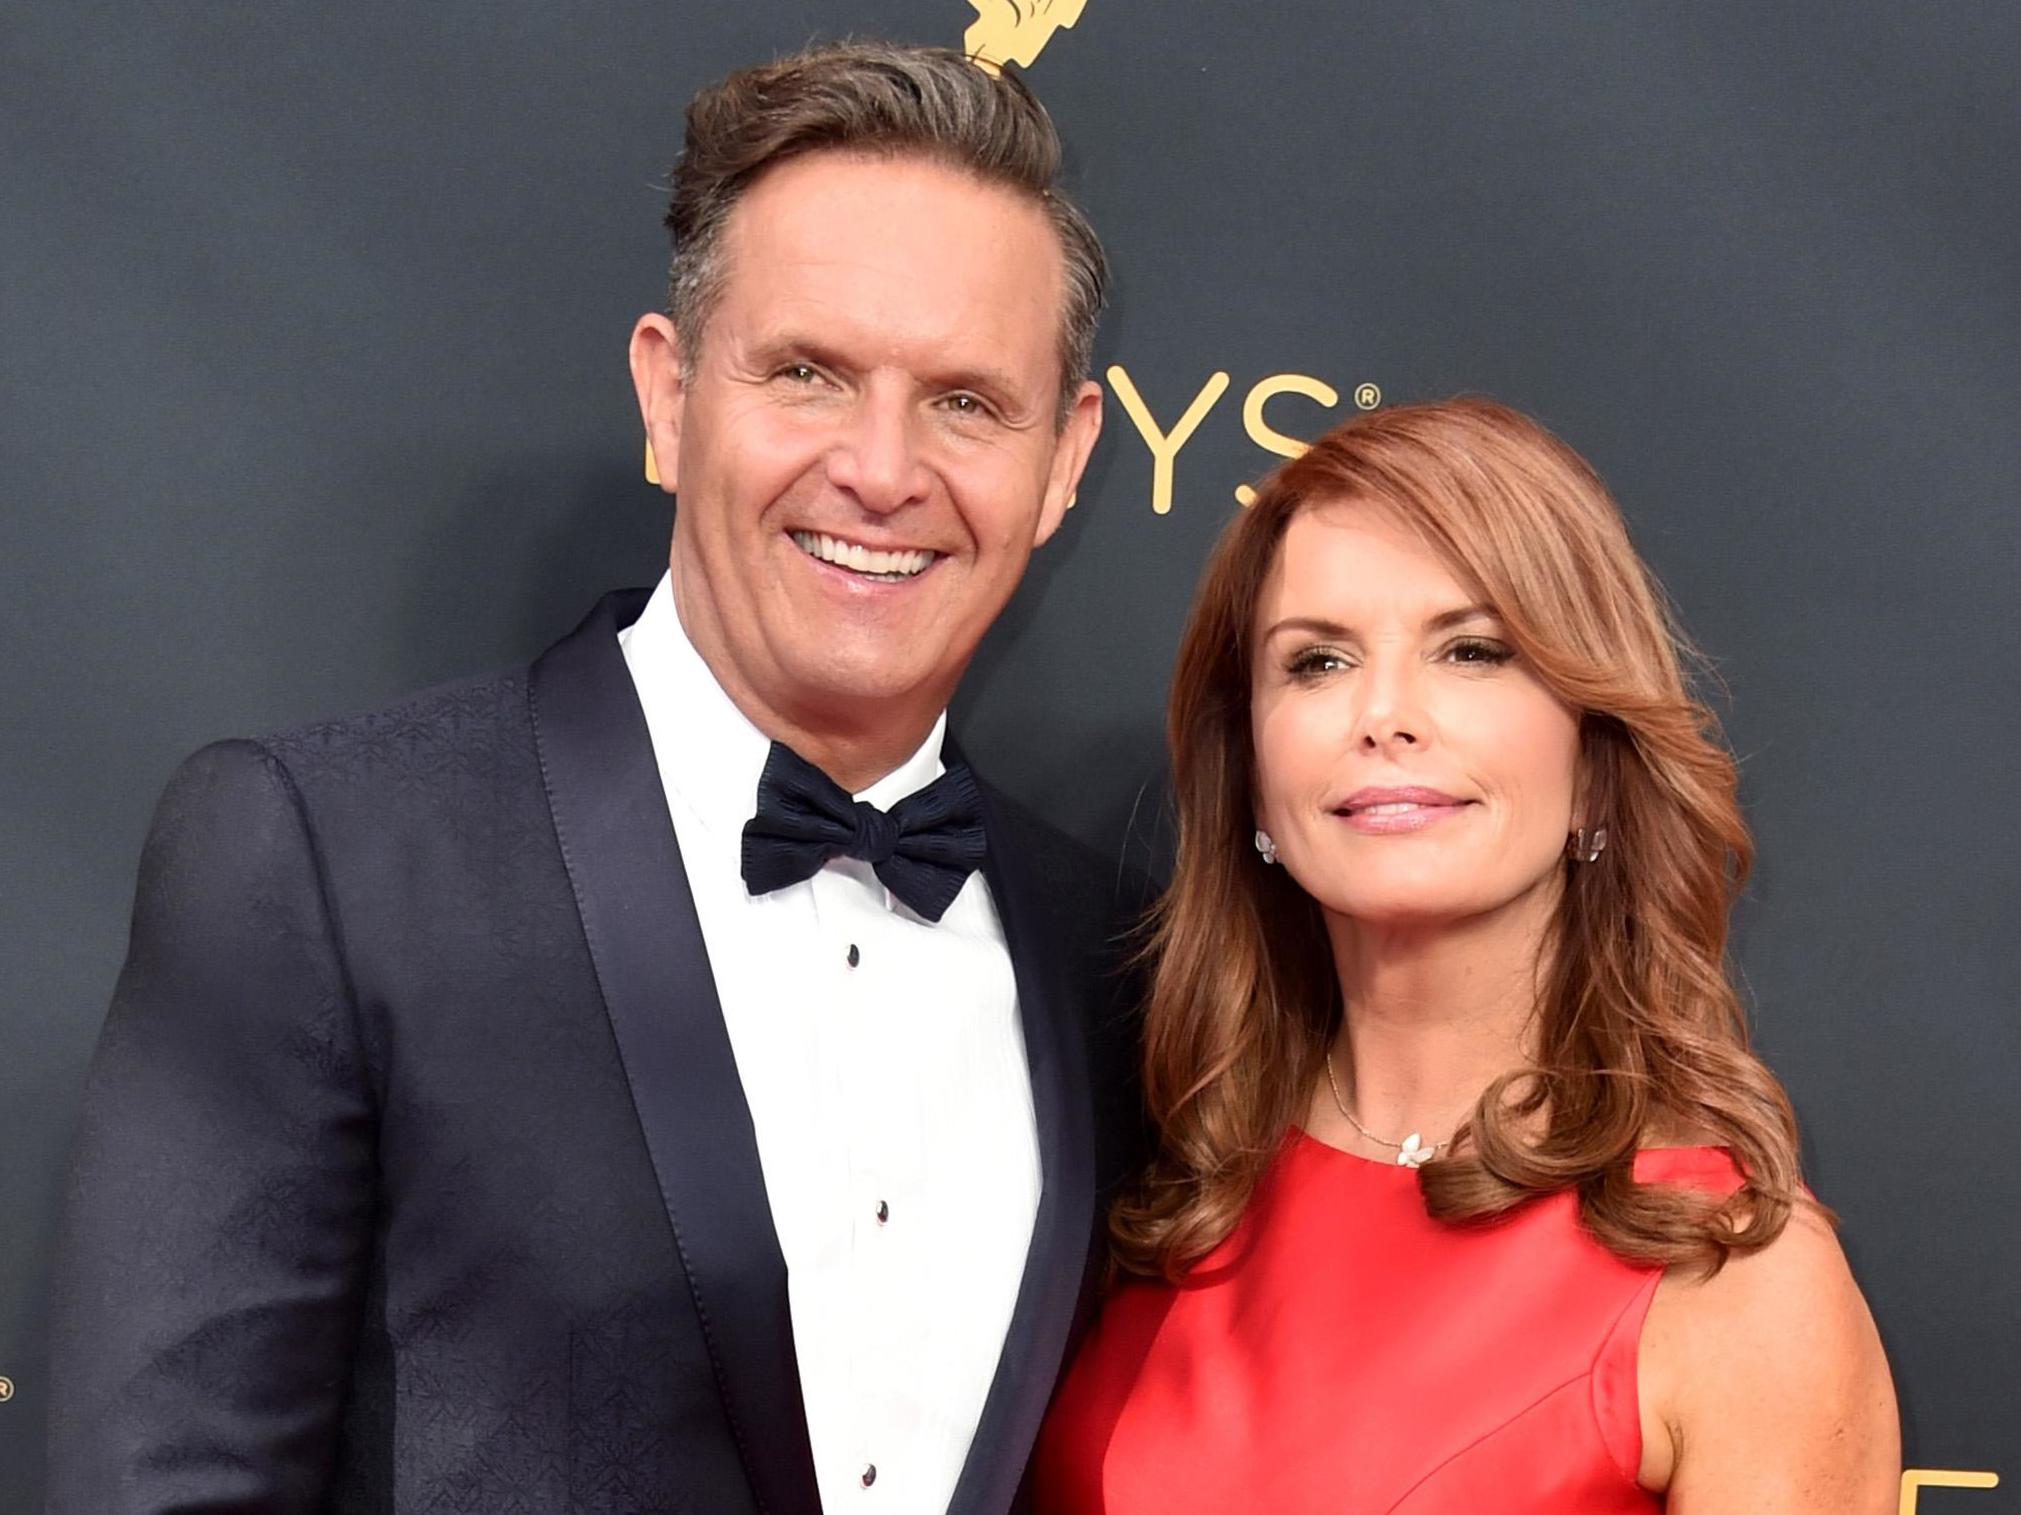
1424, 603, 1498, 632
1262, 605, 1496, 641
1261, 615, 1350, 642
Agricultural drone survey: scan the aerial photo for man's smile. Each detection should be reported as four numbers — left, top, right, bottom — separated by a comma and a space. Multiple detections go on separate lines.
789, 529, 941, 582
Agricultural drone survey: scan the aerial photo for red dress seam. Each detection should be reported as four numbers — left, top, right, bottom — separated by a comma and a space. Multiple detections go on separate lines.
1380, 1371, 1597, 1513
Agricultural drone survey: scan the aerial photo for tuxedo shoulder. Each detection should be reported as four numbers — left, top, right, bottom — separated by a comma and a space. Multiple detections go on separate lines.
221, 667, 526, 781
161, 667, 541, 836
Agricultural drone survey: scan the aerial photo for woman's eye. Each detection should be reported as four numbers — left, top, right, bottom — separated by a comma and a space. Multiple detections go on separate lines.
1286, 647, 1350, 679
1446, 637, 1514, 667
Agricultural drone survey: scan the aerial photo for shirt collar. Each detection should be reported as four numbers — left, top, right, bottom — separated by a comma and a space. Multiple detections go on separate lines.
618, 571, 948, 835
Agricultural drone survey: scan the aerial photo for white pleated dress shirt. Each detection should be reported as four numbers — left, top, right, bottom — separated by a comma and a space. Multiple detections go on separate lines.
618, 573, 1041, 1514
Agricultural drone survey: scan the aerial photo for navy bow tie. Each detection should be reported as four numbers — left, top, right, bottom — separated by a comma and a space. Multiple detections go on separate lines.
740, 741, 988, 923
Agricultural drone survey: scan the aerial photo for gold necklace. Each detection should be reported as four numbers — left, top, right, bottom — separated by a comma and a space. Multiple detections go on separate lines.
1323, 1050, 1451, 1168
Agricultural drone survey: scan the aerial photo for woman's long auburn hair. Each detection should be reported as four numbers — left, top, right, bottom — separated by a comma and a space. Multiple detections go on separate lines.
1110, 396, 1806, 1280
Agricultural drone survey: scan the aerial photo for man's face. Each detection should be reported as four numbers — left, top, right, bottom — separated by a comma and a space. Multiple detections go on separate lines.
633, 151, 1102, 740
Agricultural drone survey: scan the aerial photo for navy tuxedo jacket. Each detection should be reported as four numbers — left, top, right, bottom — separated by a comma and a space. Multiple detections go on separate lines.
49, 590, 1149, 1515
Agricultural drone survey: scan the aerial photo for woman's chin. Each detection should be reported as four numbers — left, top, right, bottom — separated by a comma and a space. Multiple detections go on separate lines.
1320, 896, 1470, 932
1316, 885, 1541, 935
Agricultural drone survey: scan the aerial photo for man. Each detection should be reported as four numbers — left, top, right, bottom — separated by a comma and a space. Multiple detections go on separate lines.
50, 42, 1141, 1515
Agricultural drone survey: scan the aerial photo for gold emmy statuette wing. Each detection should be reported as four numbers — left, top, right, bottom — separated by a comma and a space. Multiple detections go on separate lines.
965, 0, 1089, 73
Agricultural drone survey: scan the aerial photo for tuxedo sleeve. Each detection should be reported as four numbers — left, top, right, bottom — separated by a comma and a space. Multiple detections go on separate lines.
48, 739, 376, 1513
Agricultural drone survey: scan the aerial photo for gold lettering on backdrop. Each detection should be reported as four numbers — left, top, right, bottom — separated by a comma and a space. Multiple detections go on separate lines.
1233, 372, 1340, 506
1105, 366, 1231, 516
965, 0, 1089, 74
641, 364, 1381, 512
1900, 1469, 2000, 1512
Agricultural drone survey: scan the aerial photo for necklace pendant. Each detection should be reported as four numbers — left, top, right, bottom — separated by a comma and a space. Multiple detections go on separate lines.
1396, 1133, 1433, 1168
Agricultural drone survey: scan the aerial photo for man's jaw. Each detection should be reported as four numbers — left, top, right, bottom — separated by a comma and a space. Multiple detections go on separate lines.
788, 528, 942, 583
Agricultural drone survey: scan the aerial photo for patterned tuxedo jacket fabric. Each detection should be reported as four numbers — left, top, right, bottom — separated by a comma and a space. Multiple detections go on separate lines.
48, 589, 1150, 1515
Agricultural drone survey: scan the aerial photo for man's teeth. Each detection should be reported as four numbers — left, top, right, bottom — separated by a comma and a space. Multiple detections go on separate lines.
791, 531, 934, 579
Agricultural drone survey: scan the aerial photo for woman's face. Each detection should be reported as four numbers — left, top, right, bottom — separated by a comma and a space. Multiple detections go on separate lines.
1250, 501, 1584, 931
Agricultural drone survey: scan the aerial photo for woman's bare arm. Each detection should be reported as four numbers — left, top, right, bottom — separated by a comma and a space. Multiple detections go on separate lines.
1638, 1204, 1899, 1513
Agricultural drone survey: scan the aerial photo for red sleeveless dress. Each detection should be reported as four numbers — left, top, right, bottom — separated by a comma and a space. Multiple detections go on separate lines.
1031, 1132, 1741, 1515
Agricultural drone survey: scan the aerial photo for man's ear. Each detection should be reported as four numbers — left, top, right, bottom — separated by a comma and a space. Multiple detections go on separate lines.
629, 313, 686, 496
1033, 378, 1104, 547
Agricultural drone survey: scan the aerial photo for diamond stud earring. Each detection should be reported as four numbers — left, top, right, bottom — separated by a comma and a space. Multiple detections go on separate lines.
1254, 828, 1278, 865
1568, 825, 1608, 863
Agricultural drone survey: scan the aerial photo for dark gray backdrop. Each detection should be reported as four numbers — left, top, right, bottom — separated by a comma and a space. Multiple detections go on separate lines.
5, 2, 2017, 1506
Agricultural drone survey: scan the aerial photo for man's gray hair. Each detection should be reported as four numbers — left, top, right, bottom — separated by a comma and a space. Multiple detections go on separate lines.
664, 40, 1108, 421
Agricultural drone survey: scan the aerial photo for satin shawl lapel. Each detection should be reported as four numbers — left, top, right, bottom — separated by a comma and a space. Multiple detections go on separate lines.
946, 776, 1099, 1515
529, 590, 821, 1515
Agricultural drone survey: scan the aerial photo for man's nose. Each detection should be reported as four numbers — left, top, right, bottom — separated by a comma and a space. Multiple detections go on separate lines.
826, 385, 932, 516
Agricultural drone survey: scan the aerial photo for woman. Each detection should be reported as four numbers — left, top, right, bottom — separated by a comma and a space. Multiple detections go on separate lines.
1034, 399, 1898, 1512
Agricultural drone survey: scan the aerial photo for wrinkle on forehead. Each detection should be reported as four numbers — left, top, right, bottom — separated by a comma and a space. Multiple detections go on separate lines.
715, 152, 1062, 378
1270, 496, 1495, 623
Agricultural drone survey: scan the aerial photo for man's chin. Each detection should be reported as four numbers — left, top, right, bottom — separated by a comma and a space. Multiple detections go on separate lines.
778, 650, 954, 715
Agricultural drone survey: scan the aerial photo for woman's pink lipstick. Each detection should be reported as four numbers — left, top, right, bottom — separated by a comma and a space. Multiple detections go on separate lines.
1333, 786, 1473, 835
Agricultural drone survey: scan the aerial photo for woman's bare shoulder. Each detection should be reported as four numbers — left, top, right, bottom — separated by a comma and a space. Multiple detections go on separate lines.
1637, 1203, 1899, 1512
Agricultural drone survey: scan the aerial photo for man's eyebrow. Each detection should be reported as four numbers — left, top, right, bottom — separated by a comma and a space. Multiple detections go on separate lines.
745, 333, 848, 370
1260, 605, 1499, 640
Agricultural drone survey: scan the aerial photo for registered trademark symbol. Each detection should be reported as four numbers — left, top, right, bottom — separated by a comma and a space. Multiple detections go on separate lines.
0, 1376, 14, 1401
1354, 383, 1381, 411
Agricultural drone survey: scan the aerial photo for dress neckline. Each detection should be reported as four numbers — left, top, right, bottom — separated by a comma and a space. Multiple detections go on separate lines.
1290, 1124, 1731, 1177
